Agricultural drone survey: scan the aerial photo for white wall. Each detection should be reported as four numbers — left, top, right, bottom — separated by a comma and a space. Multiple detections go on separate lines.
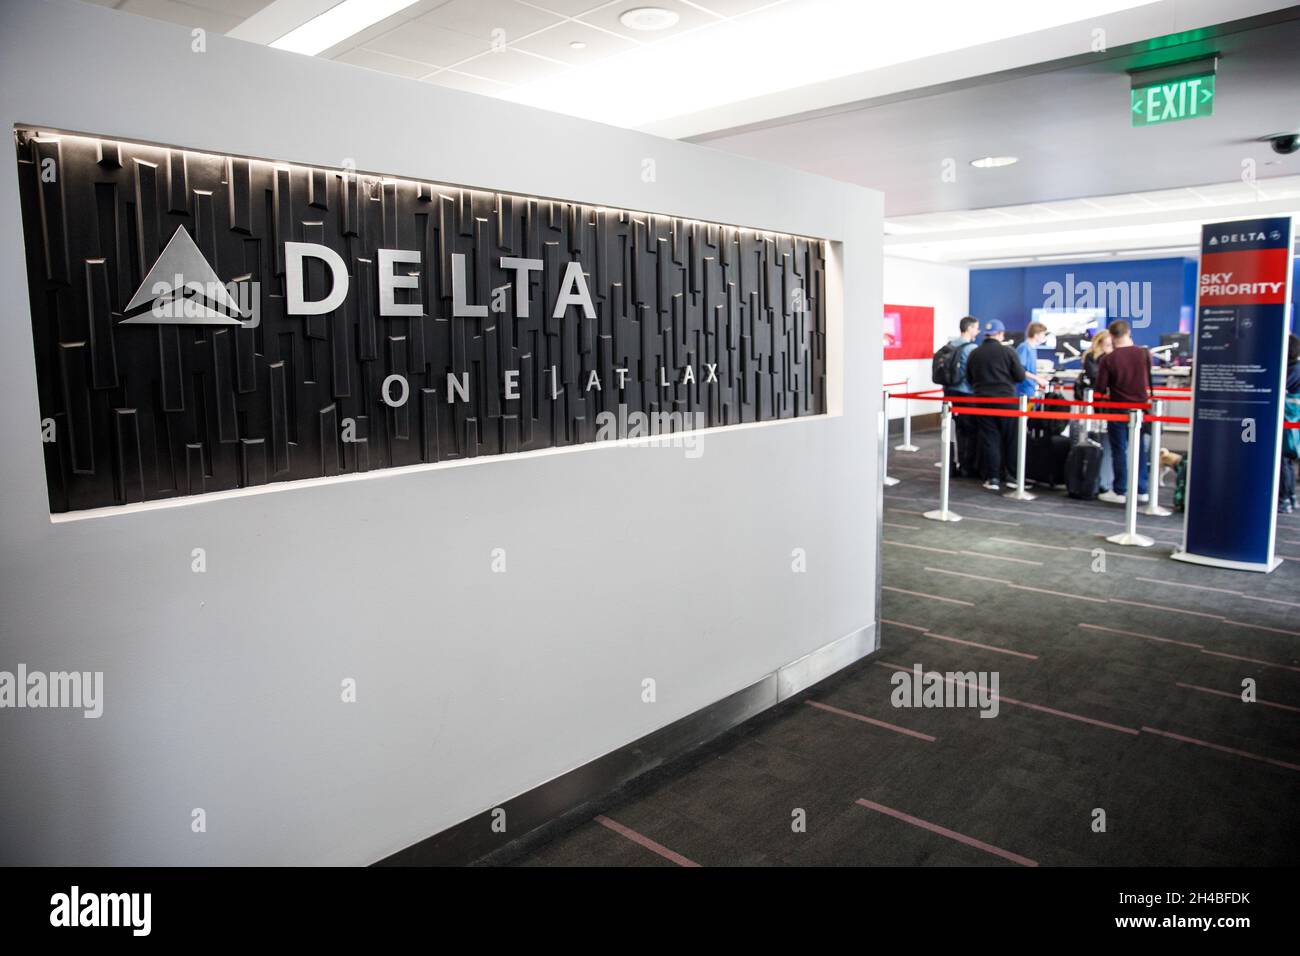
0, 0, 882, 865
883, 257, 970, 418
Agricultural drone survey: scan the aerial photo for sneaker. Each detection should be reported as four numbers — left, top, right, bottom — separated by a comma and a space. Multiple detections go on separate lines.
1098, 490, 1126, 504
1282, 498, 1296, 515
1006, 479, 1034, 491
1137, 493, 1150, 503
982, 480, 1001, 492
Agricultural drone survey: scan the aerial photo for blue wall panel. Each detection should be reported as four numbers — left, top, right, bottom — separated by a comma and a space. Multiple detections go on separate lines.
972, 256, 1300, 342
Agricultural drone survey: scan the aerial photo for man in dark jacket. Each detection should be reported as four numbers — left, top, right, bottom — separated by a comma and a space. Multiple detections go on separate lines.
943, 316, 980, 477
965, 319, 1045, 491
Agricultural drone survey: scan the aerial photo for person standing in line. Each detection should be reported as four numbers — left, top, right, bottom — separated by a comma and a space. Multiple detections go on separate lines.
1280, 333, 1300, 514
1015, 322, 1049, 400
1095, 319, 1153, 504
1079, 329, 1112, 392
1079, 330, 1115, 493
965, 319, 1048, 492
942, 316, 980, 477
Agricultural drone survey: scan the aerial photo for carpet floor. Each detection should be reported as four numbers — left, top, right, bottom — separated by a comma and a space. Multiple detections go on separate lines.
503, 427, 1300, 867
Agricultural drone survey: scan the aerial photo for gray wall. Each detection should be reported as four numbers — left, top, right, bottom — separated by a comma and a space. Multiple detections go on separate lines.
0, 0, 882, 865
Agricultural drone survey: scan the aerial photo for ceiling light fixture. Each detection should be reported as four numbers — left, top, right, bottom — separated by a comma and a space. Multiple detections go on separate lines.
570, 41, 587, 50
270, 0, 419, 56
1114, 246, 1197, 256
970, 156, 1019, 169
618, 7, 681, 31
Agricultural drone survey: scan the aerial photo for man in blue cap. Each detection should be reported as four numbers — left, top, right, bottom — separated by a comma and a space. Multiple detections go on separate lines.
965, 319, 1049, 491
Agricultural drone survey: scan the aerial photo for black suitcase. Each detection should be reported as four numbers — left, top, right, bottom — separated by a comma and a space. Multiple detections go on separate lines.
1026, 433, 1071, 487
1067, 442, 1104, 499
1028, 391, 1069, 442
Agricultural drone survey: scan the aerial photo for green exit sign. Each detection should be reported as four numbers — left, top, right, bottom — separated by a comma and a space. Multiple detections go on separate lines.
1131, 73, 1215, 126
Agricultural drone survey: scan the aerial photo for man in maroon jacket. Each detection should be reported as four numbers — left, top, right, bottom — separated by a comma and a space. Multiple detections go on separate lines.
1095, 320, 1153, 504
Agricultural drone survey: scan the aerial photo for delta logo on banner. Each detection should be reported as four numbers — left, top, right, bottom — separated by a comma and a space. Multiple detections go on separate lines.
1175, 214, 1295, 573
1197, 222, 1290, 305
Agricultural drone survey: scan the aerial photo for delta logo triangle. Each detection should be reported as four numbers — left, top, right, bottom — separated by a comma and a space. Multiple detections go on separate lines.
121, 226, 245, 325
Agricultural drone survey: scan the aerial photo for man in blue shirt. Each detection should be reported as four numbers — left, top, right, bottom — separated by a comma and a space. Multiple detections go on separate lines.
1015, 322, 1050, 398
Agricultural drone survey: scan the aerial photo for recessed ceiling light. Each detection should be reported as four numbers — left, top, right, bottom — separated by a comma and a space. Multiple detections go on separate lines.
1036, 252, 1111, 261
270, 0, 419, 56
619, 7, 680, 31
970, 156, 1019, 169
569, 41, 587, 50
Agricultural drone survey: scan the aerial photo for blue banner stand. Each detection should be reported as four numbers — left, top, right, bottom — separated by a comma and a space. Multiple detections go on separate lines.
1173, 215, 1294, 573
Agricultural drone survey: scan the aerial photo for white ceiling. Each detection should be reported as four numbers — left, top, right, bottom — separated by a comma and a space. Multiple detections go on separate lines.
86, 0, 274, 34
89, 0, 821, 100
84, 0, 1300, 269
87, 0, 1177, 125
885, 176, 1300, 267
698, 7, 1300, 218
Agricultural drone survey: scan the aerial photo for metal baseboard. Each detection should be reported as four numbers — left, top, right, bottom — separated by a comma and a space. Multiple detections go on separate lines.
375, 622, 877, 866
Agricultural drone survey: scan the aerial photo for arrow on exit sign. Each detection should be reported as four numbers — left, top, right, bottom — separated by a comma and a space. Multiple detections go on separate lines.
1131, 73, 1216, 126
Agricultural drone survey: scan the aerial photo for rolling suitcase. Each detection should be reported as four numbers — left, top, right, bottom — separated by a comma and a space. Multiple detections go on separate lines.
1067, 441, 1104, 499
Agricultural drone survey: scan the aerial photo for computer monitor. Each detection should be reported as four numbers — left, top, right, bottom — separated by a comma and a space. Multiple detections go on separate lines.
1053, 334, 1088, 365
1160, 333, 1193, 364
1003, 330, 1024, 347
1029, 307, 1107, 348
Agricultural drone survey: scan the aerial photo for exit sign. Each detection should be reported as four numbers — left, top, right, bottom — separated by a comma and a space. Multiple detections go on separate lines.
1131, 72, 1215, 126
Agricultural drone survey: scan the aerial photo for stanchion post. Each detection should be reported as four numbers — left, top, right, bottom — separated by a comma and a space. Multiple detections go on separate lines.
882, 387, 899, 487
1141, 398, 1172, 517
924, 403, 962, 522
1003, 395, 1037, 501
1082, 387, 1095, 438
896, 376, 919, 452
1106, 408, 1154, 547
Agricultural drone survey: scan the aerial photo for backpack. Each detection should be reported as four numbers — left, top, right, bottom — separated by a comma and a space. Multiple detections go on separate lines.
1285, 393, 1300, 460
932, 341, 972, 388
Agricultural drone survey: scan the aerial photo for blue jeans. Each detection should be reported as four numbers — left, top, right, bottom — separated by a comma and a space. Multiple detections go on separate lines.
1107, 421, 1149, 496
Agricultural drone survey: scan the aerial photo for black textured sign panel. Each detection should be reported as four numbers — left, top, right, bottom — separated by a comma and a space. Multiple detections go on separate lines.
15, 129, 827, 513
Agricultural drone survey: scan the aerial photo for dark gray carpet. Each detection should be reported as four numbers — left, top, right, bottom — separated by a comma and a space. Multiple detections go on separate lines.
505, 427, 1300, 867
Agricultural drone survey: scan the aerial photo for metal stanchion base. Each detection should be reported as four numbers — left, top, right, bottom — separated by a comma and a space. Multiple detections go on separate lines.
1003, 489, 1036, 501
883, 476, 900, 486
923, 509, 962, 522
1105, 531, 1155, 547
896, 443, 920, 452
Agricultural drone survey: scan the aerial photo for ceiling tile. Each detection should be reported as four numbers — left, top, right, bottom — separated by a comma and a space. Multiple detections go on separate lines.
115, 0, 244, 34
424, 69, 514, 95
184, 0, 272, 19
425, 0, 562, 45
365, 19, 491, 66
453, 48, 570, 84
319, 10, 430, 59
522, 0, 612, 15
335, 47, 437, 79
576, 0, 717, 41
686, 0, 784, 17
510, 21, 636, 65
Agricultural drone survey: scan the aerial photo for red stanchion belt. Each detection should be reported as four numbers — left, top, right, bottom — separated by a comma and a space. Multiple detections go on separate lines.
887, 390, 1150, 410
951, 405, 1129, 423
